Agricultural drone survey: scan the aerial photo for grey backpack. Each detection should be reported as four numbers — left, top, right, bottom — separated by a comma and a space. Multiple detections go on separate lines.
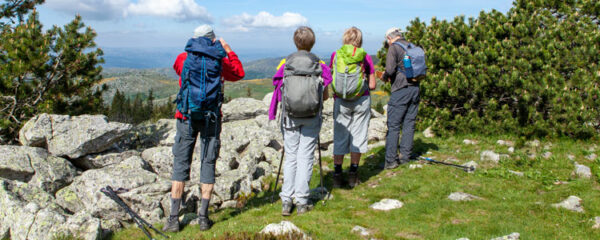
282, 51, 323, 118
393, 42, 427, 80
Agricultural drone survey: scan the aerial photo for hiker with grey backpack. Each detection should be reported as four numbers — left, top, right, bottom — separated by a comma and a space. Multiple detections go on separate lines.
268, 26, 332, 216
163, 25, 245, 232
329, 27, 377, 188
380, 28, 427, 170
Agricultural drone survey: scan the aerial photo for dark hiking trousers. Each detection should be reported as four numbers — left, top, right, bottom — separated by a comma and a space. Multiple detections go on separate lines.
385, 86, 420, 164
171, 118, 221, 184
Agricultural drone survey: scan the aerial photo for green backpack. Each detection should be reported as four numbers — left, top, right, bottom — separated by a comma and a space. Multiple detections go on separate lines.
332, 45, 367, 100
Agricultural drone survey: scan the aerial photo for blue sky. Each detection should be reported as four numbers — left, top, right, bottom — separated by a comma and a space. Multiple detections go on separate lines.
38, 0, 514, 63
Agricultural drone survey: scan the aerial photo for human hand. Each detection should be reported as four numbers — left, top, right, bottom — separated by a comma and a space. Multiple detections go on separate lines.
219, 38, 232, 53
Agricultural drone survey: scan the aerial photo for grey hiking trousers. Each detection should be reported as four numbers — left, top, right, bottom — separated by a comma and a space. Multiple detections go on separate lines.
171, 118, 221, 184
385, 86, 420, 163
280, 115, 321, 205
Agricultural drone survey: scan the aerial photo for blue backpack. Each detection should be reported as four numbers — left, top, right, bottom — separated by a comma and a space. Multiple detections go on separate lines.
175, 37, 226, 121
393, 42, 427, 80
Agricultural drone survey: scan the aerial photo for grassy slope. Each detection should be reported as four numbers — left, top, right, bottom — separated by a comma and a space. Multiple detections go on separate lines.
111, 133, 600, 240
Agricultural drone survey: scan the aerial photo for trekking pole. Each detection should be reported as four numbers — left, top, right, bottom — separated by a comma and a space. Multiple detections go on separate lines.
100, 186, 170, 240
420, 157, 475, 173
271, 148, 285, 204
317, 136, 326, 206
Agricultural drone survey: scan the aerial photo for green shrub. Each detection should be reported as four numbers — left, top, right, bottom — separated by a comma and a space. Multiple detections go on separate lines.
378, 0, 600, 139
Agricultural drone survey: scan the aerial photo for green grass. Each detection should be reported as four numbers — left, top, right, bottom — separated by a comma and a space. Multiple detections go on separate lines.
110, 133, 600, 239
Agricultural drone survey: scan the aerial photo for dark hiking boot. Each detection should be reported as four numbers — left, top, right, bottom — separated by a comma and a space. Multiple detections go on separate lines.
198, 216, 214, 231
383, 160, 399, 170
162, 216, 180, 232
348, 171, 360, 188
281, 201, 293, 216
296, 203, 314, 215
333, 173, 344, 188
398, 157, 410, 165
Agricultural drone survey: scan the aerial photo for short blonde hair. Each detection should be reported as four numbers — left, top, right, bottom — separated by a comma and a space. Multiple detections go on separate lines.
343, 27, 363, 48
294, 26, 315, 51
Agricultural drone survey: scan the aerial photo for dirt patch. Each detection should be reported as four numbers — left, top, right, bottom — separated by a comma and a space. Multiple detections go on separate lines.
395, 232, 424, 239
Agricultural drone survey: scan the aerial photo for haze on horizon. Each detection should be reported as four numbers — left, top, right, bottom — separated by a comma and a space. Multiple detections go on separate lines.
38, 0, 514, 68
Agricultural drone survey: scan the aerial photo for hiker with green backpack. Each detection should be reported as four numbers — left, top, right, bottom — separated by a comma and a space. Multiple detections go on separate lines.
268, 26, 332, 216
329, 27, 377, 188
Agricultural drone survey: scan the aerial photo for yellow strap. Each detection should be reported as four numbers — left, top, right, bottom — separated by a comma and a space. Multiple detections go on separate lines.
277, 58, 326, 71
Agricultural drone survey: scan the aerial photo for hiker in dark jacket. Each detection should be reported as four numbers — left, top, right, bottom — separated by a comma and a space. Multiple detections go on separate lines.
163, 25, 245, 232
381, 27, 420, 170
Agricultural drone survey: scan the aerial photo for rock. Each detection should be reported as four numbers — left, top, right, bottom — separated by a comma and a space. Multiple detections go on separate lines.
220, 200, 238, 209
490, 232, 520, 240
464, 161, 478, 173
457, 238, 470, 240
552, 196, 584, 213
351, 225, 372, 238
55, 156, 163, 221
29, 155, 77, 194
527, 139, 541, 148
75, 150, 140, 169
11, 203, 67, 240
567, 155, 575, 161
496, 140, 514, 146
260, 221, 311, 240
370, 199, 404, 211
222, 98, 268, 122
368, 118, 387, 142
574, 163, 592, 179
508, 147, 515, 153
448, 192, 483, 201
0, 145, 44, 182
263, 92, 274, 106
309, 187, 333, 201
592, 217, 600, 229
59, 212, 102, 240
423, 127, 435, 138
322, 98, 334, 117
586, 153, 598, 160
463, 139, 478, 145
542, 152, 552, 159
141, 147, 174, 179
383, 105, 388, 116
214, 170, 251, 201
508, 170, 524, 177
481, 150, 501, 163
19, 114, 132, 158
0, 179, 27, 238
409, 164, 423, 169
371, 109, 384, 119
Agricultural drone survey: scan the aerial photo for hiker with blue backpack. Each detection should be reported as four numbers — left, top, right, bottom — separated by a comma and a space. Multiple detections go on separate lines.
268, 26, 332, 216
329, 27, 377, 188
163, 25, 245, 232
381, 27, 427, 170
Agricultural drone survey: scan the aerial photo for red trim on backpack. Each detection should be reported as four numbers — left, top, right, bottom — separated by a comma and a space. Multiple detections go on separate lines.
352, 47, 357, 56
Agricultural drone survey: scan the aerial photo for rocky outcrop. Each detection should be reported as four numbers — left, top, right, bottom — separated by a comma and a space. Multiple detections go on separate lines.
19, 114, 132, 158
5, 93, 390, 239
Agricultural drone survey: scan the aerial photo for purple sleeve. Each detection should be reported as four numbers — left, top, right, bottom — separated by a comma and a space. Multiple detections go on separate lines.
320, 63, 332, 87
363, 54, 375, 75
268, 64, 286, 120
329, 52, 336, 69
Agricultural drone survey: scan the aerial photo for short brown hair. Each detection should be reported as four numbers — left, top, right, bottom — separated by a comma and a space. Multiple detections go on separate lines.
294, 26, 315, 51
343, 27, 363, 47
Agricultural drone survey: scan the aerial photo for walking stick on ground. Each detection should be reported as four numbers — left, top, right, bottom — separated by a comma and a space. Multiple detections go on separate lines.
271, 148, 285, 204
100, 186, 169, 240
420, 156, 475, 173
317, 136, 326, 206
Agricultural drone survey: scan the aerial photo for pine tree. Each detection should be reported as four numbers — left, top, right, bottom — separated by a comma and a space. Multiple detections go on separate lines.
377, 0, 600, 138
0, 0, 105, 143
146, 89, 154, 121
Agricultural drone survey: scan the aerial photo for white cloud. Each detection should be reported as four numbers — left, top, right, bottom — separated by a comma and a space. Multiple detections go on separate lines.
223, 11, 308, 32
126, 0, 212, 23
45, 0, 129, 20
44, 0, 212, 22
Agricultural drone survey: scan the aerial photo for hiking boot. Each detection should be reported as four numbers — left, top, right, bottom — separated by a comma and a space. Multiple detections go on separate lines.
281, 201, 293, 216
348, 171, 360, 188
333, 173, 344, 188
162, 216, 180, 232
198, 216, 214, 231
384, 160, 399, 170
398, 157, 410, 165
296, 203, 314, 215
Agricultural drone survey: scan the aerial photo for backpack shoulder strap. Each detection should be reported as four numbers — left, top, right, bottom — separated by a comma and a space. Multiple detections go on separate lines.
392, 42, 408, 51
